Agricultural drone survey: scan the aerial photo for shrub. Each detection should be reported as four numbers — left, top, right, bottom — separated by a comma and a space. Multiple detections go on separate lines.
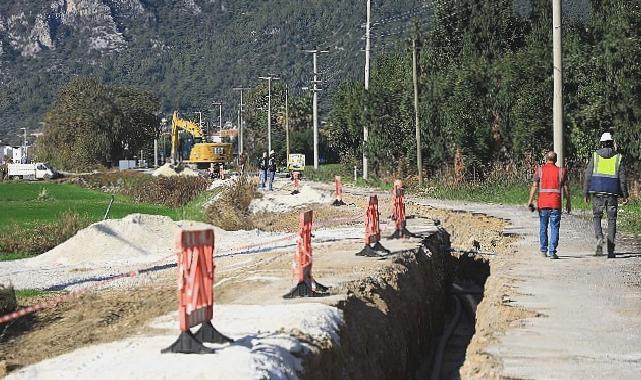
123, 176, 208, 208
0, 211, 91, 257
204, 175, 259, 230
0, 284, 17, 315
65, 171, 150, 192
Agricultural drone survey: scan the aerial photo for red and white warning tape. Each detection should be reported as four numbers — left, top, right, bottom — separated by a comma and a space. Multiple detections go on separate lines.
0, 210, 365, 324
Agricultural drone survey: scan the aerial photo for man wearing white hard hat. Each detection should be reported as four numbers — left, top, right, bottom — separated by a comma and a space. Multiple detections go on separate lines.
583, 132, 629, 258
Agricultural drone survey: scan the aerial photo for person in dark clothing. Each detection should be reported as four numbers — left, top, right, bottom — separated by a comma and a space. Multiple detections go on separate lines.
267, 150, 277, 191
258, 152, 268, 190
583, 133, 629, 258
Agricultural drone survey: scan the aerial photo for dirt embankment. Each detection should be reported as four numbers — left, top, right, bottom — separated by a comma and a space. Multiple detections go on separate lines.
302, 228, 451, 379
409, 202, 535, 379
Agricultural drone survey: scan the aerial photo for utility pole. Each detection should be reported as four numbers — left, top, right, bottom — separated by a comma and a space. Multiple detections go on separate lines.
553, 0, 564, 167
212, 101, 223, 132
413, 37, 423, 186
363, 0, 371, 180
304, 49, 329, 169
285, 83, 290, 159
233, 87, 251, 155
19, 127, 27, 163
259, 76, 280, 153
195, 112, 203, 130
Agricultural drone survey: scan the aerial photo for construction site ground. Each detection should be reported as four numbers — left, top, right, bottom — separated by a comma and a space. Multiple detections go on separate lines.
1, 177, 640, 379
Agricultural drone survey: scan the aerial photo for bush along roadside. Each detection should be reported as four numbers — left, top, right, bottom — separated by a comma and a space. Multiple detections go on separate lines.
123, 176, 209, 208
204, 175, 258, 230
0, 211, 91, 260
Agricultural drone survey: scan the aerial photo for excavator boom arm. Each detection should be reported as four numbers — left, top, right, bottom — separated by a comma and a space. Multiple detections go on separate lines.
171, 111, 205, 163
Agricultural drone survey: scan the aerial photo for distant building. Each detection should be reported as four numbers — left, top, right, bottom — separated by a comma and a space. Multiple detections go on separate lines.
12, 147, 29, 163
1, 146, 13, 163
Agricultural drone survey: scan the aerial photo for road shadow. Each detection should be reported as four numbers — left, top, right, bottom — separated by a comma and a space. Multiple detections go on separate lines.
612, 253, 641, 259
44, 262, 177, 291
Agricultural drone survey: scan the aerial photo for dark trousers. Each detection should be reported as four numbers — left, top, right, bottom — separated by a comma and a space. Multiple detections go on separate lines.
592, 195, 618, 254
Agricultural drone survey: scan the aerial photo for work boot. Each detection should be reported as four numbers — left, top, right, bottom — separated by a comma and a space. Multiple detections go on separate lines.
607, 242, 616, 258
549, 253, 559, 259
594, 238, 604, 256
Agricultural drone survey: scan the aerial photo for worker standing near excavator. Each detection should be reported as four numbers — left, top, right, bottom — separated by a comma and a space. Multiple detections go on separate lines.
584, 133, 629, 258
527, 151, 571, 259
258, 152, 268, 190
268, 150, 277, 191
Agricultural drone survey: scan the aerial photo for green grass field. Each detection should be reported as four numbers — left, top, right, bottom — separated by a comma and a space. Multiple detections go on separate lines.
0, 181, 215, 260
0, 182, 177, 230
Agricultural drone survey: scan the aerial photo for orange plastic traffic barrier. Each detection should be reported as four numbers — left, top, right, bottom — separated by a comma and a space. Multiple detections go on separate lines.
162, 229, 232, 354
357, 195, 390, 257
390, 187, 415, 239
332, 176, 346, 206
283, 210, 329, 298
391, 179, 403, 220
291, 171, 301, 195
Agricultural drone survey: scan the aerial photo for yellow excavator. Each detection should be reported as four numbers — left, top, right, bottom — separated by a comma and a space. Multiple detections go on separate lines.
170, 111, 232, 170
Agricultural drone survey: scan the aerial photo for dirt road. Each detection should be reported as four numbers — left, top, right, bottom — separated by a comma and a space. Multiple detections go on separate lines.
414, 198, 641, 379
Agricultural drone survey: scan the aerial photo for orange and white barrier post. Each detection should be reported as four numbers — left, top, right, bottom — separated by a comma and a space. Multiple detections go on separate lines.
332, 176, 346, 206
162, 229, 232, 354
283, 210, 329, 298
357, 195, 390, 257
219, 164, 225, 180
390, 186, 415, 239
391, 179, 403, 220
291, 171, 301, 195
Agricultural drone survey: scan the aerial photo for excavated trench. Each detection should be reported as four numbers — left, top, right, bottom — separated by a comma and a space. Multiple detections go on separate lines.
303, 227, 490, 380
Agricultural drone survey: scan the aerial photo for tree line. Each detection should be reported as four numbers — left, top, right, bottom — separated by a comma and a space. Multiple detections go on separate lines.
326, 0, 641, 179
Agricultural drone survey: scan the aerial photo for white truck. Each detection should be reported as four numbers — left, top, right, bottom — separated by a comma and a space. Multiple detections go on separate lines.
7, 163, 58, 180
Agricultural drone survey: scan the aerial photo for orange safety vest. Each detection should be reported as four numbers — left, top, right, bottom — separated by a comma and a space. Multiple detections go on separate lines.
537, 163, 565, 209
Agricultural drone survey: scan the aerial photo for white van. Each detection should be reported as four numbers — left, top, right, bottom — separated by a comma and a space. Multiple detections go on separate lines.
7, 163, 58, 180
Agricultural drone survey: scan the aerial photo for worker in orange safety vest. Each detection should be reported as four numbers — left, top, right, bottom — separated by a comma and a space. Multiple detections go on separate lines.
527, 151, 571, 259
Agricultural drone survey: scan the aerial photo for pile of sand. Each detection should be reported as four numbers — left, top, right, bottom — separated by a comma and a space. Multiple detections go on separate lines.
208, 175, 238, 190
152, 163, 199, 177
28, 214, 181, 267
249, 185, 330, 214
25, 214, 288, 268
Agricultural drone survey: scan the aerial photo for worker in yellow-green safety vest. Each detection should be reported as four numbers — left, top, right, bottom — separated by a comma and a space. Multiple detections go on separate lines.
583, 132, 629, 258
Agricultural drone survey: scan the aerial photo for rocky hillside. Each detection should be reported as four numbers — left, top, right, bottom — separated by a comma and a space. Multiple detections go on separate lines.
0, 0, 427, 142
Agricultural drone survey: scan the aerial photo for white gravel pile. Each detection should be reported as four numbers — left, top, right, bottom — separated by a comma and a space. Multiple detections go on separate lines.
249, 184, 330, 214
28, 214, 179, 267
208, 175, 238, 190
152, 163, 199, 177
0, 214, 293, 291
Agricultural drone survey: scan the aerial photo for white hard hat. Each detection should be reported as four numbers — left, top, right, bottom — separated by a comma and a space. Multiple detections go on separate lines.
600, 132, 613, 142
262, 152, 267, 157
269, 150, 275, 155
